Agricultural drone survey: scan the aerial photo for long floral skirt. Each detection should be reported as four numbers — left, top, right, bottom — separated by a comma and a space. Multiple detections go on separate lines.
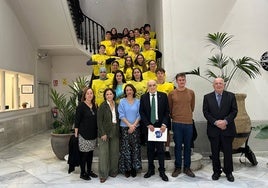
119, 127, 142, 173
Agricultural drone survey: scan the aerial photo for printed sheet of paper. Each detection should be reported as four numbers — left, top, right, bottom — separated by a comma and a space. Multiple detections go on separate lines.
148, 128, 167, 142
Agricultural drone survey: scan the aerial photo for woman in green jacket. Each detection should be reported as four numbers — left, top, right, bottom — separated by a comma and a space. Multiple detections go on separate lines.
97, 88, 119, 183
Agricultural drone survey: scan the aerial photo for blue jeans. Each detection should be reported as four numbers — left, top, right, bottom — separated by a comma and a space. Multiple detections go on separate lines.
172, 122, 193, 168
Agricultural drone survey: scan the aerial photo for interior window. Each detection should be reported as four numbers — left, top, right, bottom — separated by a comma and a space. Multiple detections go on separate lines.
0, 69, 34, 111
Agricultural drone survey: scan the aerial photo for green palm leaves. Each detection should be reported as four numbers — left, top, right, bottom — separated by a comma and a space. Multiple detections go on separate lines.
187, 32, 261, 90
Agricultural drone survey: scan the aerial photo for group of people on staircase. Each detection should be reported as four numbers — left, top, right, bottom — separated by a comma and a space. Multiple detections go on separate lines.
73, 24, 238, 184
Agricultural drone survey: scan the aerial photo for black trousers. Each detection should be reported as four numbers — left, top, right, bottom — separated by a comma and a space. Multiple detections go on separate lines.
80, 151, 93, 174
147, 141, 165, 172
209, 134, 234, 174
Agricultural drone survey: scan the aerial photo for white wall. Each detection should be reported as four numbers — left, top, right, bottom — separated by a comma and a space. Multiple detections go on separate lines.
0, 0, 35, 74
51, 55, 91, 97
79, 0, 148, 32
161, 0, 268, 121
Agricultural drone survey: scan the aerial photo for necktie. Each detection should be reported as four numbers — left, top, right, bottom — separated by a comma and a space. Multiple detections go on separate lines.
217, 94, 222, 107
150, 94, 156, 124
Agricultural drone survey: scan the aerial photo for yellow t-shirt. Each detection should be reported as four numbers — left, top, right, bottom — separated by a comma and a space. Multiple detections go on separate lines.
92, 79, 112, 106
128, 51, 138, 62
135, 37, 145, 48
150, 31, 156, 39
106, 45, 117, 56
107, 72, 114, 80
143, 71, 157, 81
128, 80, 148, 99
141, 39, 157, 50
157, 82, 174, 95
122, 44, 131, 54
100, 40, 112, 48
91, 54, 110, 77
121, 67, 133, 81
141, 50, 156, 62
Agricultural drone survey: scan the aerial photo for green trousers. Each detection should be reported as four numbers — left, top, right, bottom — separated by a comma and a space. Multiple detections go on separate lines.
98, 136, 119, 179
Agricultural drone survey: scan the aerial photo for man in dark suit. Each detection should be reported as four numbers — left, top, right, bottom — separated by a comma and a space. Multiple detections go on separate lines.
139, 80, 170, 182
203, 77, 238, 182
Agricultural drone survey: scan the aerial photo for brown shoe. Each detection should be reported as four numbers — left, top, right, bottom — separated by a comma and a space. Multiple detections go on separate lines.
100, 178, 106, 183
183, 168, 195, 177
171, 168, 181, 177
109, 173, 117, 178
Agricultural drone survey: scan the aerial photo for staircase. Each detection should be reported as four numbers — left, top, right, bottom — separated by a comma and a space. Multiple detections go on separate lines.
67, 0, 105, 54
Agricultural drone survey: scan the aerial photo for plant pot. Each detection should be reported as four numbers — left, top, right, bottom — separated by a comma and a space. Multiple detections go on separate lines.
233, 93, 251, 150
51, 133, 73, 160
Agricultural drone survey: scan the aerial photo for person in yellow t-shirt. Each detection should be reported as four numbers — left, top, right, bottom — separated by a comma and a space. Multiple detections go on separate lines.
114, 46, 126, 69
129, 67, 147, 99
129, 37, 136, 49
129, 44, 141, 62
129, 30, 135, 39
142, 31, 157, 51
156, 67, 175, 160
121, 56, 134, 81
116, 33, 124, 47
100, 31, 112, 48
156, 68, 174, 95
107, 60, 119, 80
86, 45, 109, 79
144, 23, 156, 39
122, 27, 129, 36
91, 67, 112, 106
134, 28, 145, 48
142, 60, 157, 81
141, 41, 156, 62
121, 35, 131, 54
106, 35, 117, 56
134, 54, 147, 73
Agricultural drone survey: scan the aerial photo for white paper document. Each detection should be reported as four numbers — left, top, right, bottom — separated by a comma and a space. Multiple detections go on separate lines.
148, 128, 167, 142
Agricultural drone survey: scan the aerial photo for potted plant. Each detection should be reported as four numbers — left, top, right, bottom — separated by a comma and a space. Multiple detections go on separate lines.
50, 76, 89, 160
187, 32, 261, 150
253, 124, 268, 139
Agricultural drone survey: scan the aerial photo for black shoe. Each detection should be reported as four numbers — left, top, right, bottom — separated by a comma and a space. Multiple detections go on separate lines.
144, 170, 155, 178
80, 173, 91, 180
131, 168, 137, 177
165, 151, 171, 160
125, 171, 130, 178
88, 171, 98, 178
159, 172, 169, 181
226, 173, 234, 182
212, 172, 221, 180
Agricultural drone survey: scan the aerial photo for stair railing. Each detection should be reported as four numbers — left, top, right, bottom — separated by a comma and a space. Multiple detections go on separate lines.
67, 0, 105, 54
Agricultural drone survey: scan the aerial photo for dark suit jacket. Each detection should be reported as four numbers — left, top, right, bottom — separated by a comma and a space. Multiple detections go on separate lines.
203, 90, 238, 137
68, 135, 80, 174
139, 91, 170, 134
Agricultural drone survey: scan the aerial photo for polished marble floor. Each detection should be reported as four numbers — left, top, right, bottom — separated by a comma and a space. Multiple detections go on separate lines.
0, 131, 267, 188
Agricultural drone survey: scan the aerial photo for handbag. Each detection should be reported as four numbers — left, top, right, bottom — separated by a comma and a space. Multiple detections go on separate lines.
239, 145, 258, 166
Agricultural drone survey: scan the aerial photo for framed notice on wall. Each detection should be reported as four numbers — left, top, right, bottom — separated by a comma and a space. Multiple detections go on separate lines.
21, 84, 33, 94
